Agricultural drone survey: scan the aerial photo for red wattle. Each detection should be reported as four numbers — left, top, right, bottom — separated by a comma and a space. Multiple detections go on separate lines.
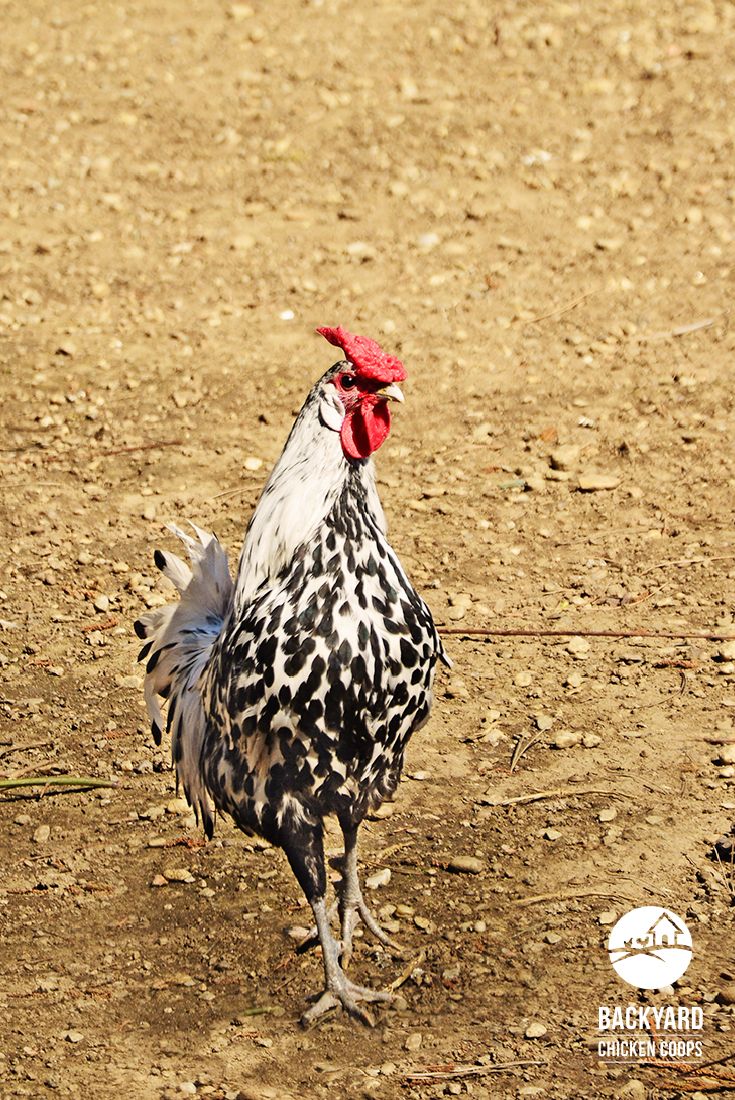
340, 401, 391, 459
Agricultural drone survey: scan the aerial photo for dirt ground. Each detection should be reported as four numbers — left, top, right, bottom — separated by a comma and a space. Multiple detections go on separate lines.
2, 0, 735, 1097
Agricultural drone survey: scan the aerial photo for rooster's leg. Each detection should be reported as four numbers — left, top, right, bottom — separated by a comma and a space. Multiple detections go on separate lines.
281, 822, 391, 1027
337, 823, 402, 968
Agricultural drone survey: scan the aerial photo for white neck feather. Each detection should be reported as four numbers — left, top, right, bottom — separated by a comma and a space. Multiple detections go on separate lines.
233, 390, 386, 611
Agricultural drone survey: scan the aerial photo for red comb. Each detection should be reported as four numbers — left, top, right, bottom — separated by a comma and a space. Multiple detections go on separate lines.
317, 326, 407, 383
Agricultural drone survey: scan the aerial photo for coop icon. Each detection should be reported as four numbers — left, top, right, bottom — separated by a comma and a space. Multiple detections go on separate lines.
607, 906, 693, 990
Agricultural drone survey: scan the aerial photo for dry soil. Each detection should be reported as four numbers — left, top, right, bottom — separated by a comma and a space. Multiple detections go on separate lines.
1, 1, 735, 1098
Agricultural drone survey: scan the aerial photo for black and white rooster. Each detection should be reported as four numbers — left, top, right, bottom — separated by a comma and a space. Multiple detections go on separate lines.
135, 326, 449, 1024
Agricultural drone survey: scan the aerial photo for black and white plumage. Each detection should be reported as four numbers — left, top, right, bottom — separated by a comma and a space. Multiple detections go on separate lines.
135, 326, 449, 1024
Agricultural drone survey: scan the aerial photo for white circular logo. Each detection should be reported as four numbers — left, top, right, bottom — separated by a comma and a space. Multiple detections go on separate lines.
607, 906, 693, 990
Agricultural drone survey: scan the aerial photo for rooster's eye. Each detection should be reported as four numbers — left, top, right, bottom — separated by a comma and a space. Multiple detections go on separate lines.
340, 375, 357, 389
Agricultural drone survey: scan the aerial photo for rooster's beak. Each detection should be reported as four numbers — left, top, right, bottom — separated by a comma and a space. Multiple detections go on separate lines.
374, 382, 404, 403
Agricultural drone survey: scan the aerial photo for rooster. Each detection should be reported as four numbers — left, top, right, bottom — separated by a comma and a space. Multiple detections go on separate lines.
135, 326, 449, 1025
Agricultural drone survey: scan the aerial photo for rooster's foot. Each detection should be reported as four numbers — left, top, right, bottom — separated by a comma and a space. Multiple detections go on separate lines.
301, 974, 392, 1028
303, 895, 393, 1027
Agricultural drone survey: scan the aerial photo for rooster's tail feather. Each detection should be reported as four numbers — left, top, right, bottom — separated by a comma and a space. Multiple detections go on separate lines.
135, 524, 234, 838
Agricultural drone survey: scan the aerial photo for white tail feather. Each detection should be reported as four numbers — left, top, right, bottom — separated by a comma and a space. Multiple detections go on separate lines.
135, 525, 234, 837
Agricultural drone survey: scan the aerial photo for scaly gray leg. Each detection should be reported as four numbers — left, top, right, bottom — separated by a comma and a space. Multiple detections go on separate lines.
338, 823, 402, 968
301, 896, 393, 1027
279, 818, 391, 1026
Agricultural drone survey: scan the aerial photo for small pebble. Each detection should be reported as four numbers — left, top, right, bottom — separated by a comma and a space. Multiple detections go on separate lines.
549, 444, 580, 471
166, 797, 190, 814
368, 802, 394, 820
447, 855, 484, 874
716, 983, 735, 1006
162, 867, 195, 883
231, 232, 255, 251
62, 1030, 84, 1043
346, 241, 376, 260
33, 824, 51, 844
567, 636, 590, 658
417, 231, 440, 249
542, 828, 562, 841
552, 730, 581, 749
524, 475, 546, 492
524, 1021, 547, 1038
614, 1081, 646, 1100
405, 1032, 422, 1052
287, 925, 310, 941
366, 868, 391, 889
598, 910, 617, 925
577, 473, 620, 492
93, 594, 110, 613
598, 807, 617, 823
447, 605, 466, 621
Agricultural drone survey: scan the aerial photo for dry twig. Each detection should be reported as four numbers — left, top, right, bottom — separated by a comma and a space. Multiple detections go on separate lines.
509, 731, 544, 773
514, 886, 640, 907
0, 775, 117, 792
387, 950, 426, 993
95, 439, 183, 457
80, 618, 118, 633
639, 554, 735, 575
523, 291, 594, 325
440, 627, 735, 640
0, 739, 54, 760
493, 785, 632, 807
404, 1058, 547, 1081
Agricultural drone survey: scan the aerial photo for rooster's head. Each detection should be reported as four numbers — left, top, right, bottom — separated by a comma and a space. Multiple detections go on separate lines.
316, 326, 407, 460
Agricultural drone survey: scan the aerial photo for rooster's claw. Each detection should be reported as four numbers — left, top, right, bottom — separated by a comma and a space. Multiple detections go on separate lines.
301, 978, 392, 1028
